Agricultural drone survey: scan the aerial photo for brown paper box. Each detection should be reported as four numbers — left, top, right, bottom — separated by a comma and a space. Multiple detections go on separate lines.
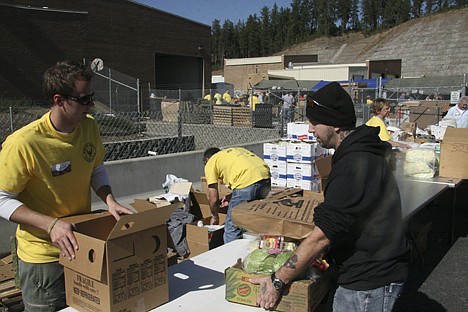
59, 202, 180, 312
439, 128, 468, 179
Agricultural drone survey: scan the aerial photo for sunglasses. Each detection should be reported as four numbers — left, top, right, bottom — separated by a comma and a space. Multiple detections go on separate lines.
61, 93, 94, 105
307, 97, 340, 114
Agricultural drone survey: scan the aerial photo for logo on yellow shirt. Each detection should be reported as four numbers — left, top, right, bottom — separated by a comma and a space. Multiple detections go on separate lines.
83, 142, 96, 163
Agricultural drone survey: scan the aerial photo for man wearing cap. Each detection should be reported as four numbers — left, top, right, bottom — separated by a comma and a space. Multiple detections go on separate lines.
250, 82, 409, 311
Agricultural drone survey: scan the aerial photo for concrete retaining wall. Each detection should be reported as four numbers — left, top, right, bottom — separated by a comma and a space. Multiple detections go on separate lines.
0, 140, 269, 257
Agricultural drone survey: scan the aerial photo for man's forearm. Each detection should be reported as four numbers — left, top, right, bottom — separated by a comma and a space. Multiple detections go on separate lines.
276, 226, 330, 284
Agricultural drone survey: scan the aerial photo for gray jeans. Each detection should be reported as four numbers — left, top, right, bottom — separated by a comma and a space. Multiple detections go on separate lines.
333, 283, 405, 312
19, 260, 67, 312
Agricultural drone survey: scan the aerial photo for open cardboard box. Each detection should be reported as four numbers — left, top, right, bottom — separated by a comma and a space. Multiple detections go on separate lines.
186, 214, 227, 258
439, 128, 468, 179
225, 259, 332, 312
59, 202, 180, 312
201, 176, 232, 198
191, 190, 228, 219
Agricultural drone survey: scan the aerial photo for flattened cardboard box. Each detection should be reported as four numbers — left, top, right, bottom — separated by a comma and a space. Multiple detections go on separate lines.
225, 259, 331, 312
59, 202, 178, 312
231, 193, 323, 239
439, 128, 468, 179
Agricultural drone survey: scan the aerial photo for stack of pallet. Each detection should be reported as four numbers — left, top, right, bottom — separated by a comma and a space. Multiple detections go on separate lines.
0, 237, 22, 312
0, 256, 22, 312
213, 106, 252, 127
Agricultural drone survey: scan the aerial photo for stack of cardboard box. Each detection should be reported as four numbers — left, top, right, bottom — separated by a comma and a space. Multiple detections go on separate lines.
226, 188, 333, 311
264, 123, 332, 191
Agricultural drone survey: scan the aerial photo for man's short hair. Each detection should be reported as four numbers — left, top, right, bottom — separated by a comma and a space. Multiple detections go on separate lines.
204, 147, 220, 161
43, 60, 93, 104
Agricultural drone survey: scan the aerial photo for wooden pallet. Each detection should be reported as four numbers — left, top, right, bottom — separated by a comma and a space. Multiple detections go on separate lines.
0, 261, 22, 311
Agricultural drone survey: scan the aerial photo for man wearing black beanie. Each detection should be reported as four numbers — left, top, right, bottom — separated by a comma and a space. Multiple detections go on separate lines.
251, 82, 410, 311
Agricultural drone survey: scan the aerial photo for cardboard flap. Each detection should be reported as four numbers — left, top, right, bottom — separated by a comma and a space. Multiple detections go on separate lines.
59, 232, 105, 281
443, 128, 468, 143
107, 201, 180, 240
169, 182, 192, 195
315, 156, 332, 179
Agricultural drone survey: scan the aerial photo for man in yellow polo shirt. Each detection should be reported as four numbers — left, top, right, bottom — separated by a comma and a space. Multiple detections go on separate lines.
203, 147, 271, 243
0, 61, 133, 310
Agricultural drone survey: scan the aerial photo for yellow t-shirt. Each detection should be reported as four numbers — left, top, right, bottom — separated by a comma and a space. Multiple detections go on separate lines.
214, 93, 223, 105
204, 147, 270, 190
223, 92, 232, 103
366, 116, 391, 141
0, 112, 105, 263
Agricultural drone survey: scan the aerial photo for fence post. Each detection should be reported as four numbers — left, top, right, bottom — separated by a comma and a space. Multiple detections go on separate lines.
137, 78, 141, 136
108, 68, 112, 114
9, 106, 14, 132
178, 89, 182, 139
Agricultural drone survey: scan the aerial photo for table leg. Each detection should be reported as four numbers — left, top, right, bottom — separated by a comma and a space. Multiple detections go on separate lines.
449, 187, 457, 246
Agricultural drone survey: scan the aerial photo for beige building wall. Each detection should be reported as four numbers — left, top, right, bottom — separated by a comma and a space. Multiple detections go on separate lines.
224, 57, 284, 92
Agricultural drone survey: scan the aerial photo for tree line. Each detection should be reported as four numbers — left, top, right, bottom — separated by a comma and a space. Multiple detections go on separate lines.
211, 0, 467, 69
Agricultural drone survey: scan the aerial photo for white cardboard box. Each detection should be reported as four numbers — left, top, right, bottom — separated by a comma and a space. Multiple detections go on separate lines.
263, 142, 287, 163
287, 122, 315, 140
265, 160, 287, 187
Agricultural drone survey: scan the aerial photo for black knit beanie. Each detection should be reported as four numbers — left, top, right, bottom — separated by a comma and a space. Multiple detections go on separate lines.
306, 82, 356, 130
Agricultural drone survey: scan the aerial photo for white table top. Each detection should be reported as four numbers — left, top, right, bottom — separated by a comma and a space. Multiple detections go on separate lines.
61, 239, 263, 312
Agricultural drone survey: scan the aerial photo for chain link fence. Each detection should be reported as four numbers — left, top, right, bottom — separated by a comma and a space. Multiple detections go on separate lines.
2, 75, 466, 160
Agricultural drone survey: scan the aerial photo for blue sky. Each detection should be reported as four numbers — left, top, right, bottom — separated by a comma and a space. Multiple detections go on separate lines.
135, 0, 293, 26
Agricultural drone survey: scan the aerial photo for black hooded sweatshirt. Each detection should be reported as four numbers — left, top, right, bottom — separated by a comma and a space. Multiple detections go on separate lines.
314, 125, 409, 290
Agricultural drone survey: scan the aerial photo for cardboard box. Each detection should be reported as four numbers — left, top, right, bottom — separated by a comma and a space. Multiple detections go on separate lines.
286, 141, 315, 163
263, 142, 287, 163
439, 128, 468, 179
286, 163, 314, 190
225, 259, 331, 312
231, 193, 323, 239
191, 190, 227, 219
265, 160, 287, 188
59, 202, 179, 312
287, 122, 315, 141
186, 215, 227, 258
201, 177, 232, 198
314, 156, 332, 192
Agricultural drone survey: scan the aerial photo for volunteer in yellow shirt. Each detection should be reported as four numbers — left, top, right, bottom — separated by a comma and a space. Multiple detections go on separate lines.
0, 61, 133, 311
203, 147, 270, 243
223, 90, 232, 104
366, 98, 411, 149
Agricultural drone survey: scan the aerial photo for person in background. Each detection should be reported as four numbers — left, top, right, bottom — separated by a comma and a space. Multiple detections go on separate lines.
250, 82, 410, 311
214, 90, 223, 105
282, 92, 295, 123
249, 93, 260, 111
223, 89, 232, 104
0, 61, 134, 311
366, 95, 374, 105
366, 98, 412, 149
445, 96, 468, 123
203, 147, 270, 243
456, 97, 468, 128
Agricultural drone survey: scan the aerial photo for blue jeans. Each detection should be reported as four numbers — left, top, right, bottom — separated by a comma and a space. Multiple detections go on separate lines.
224, 179, 271, 243
333, 283, 404, 312
19, 260, 67, 312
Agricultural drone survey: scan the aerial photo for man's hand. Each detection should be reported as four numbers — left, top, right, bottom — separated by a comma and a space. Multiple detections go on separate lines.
210, 215, 220, 225
108, 202, 134, 221
220, 195, 230, 208
249, 276, 281, 310
49, 219, 78, 261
